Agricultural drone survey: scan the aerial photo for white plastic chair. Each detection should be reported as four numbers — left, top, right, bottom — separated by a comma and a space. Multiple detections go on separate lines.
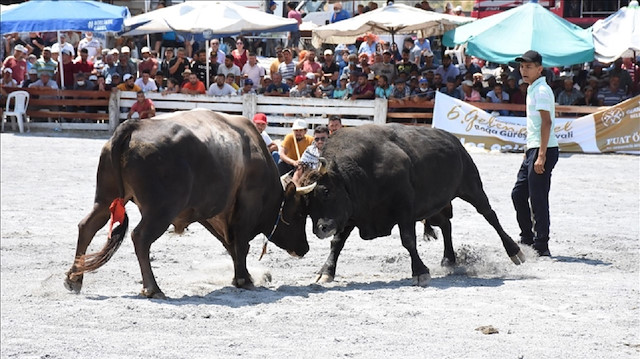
2, 90, 30, 133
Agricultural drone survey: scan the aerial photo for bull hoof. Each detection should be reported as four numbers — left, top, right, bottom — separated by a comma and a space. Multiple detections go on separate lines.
140, 288, 166, 299
412, 273, 431, 287
233, 278, 255, 290
510, 250, 526, 265
315, 273, 334, 283
64, 271, 83, 293
440, 257, 456, 267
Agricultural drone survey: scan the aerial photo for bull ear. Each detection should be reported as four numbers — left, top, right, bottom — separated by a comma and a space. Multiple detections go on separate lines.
285, 181, 297, 198
296, 182, 317, 195
318, 157, 328, 175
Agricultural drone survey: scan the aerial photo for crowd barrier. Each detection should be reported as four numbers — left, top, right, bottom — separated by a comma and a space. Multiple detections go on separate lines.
2, 88, 605, 136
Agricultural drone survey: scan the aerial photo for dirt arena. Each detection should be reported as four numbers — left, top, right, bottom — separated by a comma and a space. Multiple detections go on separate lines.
1, 131, 638, 359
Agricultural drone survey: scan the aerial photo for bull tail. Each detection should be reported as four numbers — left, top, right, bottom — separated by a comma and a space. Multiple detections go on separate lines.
75, 122, 136, 274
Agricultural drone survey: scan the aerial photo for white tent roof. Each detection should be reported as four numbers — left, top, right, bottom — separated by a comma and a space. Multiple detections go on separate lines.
592, 1, 640, 63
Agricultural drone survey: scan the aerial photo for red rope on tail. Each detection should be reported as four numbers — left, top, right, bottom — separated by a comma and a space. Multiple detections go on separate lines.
107, 198, 126, 239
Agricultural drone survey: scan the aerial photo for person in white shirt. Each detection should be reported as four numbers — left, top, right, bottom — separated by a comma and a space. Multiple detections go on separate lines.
207, 73, 237, 96
209, 38, 226, 65
134, 69, 158, 92
51, 33, 75, 57
241, 52, 265, 89
77, 32, 102, 62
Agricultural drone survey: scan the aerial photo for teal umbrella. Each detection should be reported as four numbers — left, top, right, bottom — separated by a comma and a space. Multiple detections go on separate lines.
443, 2, 594, 67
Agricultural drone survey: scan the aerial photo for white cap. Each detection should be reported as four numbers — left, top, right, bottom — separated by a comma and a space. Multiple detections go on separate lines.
14, 44, 27, 53
462, 80, 473, 87
121, 46, 130, 53
3, 67, 12, 74
324, 49, 333, 56
454, 5, 462, 12
423, 49, 434, 57
368, 72, 375, 81
123, 73, 133, 81
291, 119, 307, 130
141, 46, 150, 54
89, 74, 98, 80
305, 72, 315, 80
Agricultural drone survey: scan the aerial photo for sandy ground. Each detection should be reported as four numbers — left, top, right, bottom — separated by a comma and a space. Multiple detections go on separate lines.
1, 131, 639, 359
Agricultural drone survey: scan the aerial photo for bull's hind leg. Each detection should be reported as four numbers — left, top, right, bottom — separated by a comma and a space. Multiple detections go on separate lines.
130, 215, 173, 299
459, 189, 525, 265
316, 225, 355, 283
65, 201, 111, 293
399, 221, 431, 286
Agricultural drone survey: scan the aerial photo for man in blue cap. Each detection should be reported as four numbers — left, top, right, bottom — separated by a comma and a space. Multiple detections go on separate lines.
511, 50, 559, 257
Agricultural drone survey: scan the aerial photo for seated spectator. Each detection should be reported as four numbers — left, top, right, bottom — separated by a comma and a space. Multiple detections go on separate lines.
389, 77, 410, 101
237, 78, 256, 95
181, 72, 206, 95
290, 73, 315, 98
332, 74, 349, 99
258, 75, 272, 94
318, 76, 334, 98
441, 76, 462, 100
109, 72, 122, 91
117, 73, 142, 92
28, 71, 58, 89
162, 78, 181, 95
461, 80, 482, 102
485, 83, 510, 115
22, 68, 39, 88
135, 69, 158, 93
350, 72, 375, 100
472, 72, 487, 96
556, 78, 584, 105
341, 53, 361, 79
226, 73, 240, 91
264, 72, 290, 97
94, 74, 110, 92
430, 73, 445, 92
411, 78, 434, 103
375, 75, 393, 99
597, 74, 628, 106
127, 91, 156, 120
73, 72, 95, 91
574, 86, 599, 106
206, 73, 236, 96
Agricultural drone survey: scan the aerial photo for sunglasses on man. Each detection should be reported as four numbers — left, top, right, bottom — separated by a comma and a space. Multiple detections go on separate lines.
314, 136, 328, 142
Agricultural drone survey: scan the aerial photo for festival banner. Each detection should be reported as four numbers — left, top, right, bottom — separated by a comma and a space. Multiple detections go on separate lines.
433, 92, 640, 153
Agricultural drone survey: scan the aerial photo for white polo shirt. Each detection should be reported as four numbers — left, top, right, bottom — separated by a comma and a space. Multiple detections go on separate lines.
526, 76, 558, 149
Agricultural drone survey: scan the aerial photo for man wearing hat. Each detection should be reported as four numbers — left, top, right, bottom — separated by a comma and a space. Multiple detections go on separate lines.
77, 32, 102, 62
1, 68, 18, 87
252, 113, 279, 163
22, 68, 39, 88
237, 78, 256, 95
117, 73, 142, 92
2, 45, 28, 84
278, 119, 314, 175
51, 33, 75, 57
28, 71, 58, 90
511, 50, 559, 257
321, 49, 340, 85
138, 46, 159, 77
57, 48, 77, 89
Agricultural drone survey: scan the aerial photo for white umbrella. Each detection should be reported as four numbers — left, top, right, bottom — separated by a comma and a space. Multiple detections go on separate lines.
592, 0, 640, 63
122, 1, 298, 87
312, 3, 474, 48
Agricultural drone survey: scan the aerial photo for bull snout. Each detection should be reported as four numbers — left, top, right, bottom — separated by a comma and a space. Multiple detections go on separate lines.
314, 218, 337, 239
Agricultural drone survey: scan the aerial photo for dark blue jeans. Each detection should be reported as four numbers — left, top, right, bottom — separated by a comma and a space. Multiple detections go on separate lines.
511, 147, 559, 244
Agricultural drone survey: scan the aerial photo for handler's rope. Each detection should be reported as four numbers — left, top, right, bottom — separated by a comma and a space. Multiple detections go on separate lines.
259, 197, 287, 261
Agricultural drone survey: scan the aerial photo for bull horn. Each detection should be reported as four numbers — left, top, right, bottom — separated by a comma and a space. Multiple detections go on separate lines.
296, 182, 317, 195
280, 172, 293, 190
318, 157, 328, 175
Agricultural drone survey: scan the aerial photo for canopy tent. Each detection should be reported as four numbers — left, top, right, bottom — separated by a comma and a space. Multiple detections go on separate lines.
0, 0, 130, 34
311, 3, 473, 48
442, 2, 593, 67
1, 0, 130, 89
592, 0, 640, 63
122, 1, 298, 88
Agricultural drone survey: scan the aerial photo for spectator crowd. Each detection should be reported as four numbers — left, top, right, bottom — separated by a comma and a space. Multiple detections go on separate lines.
2, 1, 638, 113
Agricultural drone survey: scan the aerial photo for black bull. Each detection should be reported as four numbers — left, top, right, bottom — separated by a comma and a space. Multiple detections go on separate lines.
301, 124, 525, 285
64, 109, 313, 298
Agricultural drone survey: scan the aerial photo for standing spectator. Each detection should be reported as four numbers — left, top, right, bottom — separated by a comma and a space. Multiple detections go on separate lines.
28, 32, 45, 59
453, 5, 464, 16
57, 49, 76, 89
134, 69, 158, 93
160, 47, 175, 80
608, 58, 633, 95
341, 53, 362, 79
299, 48, 322, 79
358, 34, 377, 62
209, 39, 226, 65
328, 115, 343, 134
511, 50, 559, 257
597, 75, 629, 106
331, 2, 351, 23
321, 49, 340, 85
278, 48, 298, 81
181, 72, 206, 95
430, 73, 445, 92
1, 68, 18, 87
191, 48, 217, 84
286, 2, 302, 49
278, 119, 314, 175
168, 47, 190, 84
231, 37, 248, 70
461, 80, 482, 102
74, 48, 93, 75
127, 91, 156, 120
117, 73, 141, 92
371, 50, 397, 84
621, 55, 638, 95
241, 52, 265, 89
435, 54, 460, 85
270, 46, 285, 76
486, 83, 511, 115
420, 0, 435, 11
218, 54, 241, 79
574, 86, 599, 106
51, 33, 75, 57
458, 55, 482, 77
2, 45, 28, 85
138, 46, 159, 77
253, 113, 279, 162
412, 37, 431, 67
207, 73, 237, 96
77, 32, 101, 62
444, 2, 455, 14
101, 52, 118, 84
115, 51, 136, 80
556, 78, 583, 105
396, 48, 418, 78
264, 72, 290, 97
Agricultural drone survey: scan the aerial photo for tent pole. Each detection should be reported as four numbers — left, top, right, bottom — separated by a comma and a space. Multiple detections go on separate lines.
206, 39, 210, 89
58, 30, 65, 89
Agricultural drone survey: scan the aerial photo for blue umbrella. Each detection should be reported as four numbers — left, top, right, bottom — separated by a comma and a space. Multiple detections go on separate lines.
443, 2, 594, 67
0, 0, 130, 34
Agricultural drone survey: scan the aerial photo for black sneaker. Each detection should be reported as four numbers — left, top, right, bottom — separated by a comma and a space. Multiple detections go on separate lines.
533, 242, 551, 257
519, 237, 534, 246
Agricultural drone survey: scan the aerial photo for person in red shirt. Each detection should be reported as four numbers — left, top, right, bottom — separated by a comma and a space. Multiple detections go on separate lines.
181, 72, 206, 95
287, 2, 302, 49
74, 48, 93, 74
350, 72, 375, 100
231, 37, 248, 70
127, 91, 156, 119
2, 44, 28, 84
